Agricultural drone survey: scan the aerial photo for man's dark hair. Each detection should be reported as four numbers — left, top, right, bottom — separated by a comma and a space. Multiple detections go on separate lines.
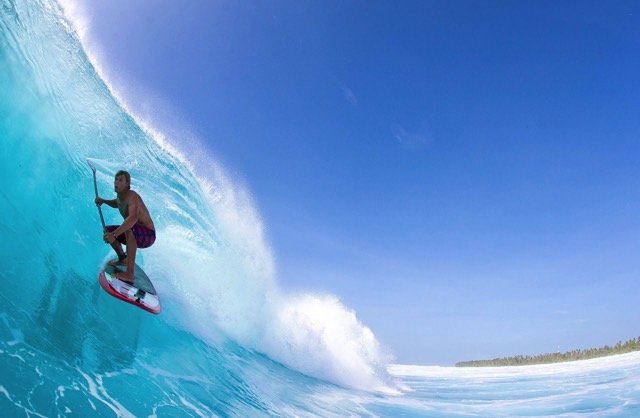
115, 170, 131, 183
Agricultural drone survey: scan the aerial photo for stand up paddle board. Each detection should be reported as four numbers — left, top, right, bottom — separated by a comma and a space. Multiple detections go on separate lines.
98, 263, 161, 314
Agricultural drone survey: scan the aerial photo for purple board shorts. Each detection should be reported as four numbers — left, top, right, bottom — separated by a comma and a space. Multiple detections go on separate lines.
106, 225, 156, 248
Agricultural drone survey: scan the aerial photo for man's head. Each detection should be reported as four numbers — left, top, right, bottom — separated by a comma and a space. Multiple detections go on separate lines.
114, 170, 131, 193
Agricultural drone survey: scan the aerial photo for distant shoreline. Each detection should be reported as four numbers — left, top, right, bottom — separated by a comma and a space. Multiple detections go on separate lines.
456, 336, 640, 367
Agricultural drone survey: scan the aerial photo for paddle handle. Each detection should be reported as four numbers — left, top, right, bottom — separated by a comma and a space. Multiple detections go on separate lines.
87, 159, 107, 232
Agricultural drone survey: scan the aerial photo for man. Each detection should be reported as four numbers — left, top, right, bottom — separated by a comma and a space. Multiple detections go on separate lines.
95, 170, 156, 284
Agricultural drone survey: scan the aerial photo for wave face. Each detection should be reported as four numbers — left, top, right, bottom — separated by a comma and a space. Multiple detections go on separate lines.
2, 1, 640, 416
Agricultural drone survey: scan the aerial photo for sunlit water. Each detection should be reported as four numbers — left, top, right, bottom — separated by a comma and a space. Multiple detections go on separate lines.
2, 0, 640, 416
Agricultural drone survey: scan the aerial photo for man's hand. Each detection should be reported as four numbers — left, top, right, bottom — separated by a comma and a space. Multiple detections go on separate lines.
95, 197, 103, 206
103, 232, 116, 244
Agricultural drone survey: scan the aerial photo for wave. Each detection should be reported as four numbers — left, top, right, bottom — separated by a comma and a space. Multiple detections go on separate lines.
1, 0, 395, 392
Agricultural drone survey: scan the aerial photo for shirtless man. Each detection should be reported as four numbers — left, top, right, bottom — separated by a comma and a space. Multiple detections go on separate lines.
95, 170, 156, 284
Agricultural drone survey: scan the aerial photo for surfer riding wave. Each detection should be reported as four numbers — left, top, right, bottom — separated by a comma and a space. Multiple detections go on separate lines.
95, 170, 156, 284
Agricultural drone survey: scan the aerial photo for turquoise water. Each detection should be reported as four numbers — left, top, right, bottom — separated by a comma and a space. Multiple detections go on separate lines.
2, 0, 640, 416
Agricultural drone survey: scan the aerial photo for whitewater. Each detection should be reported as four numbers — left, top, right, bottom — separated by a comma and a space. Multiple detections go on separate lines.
1, 0, 640, 416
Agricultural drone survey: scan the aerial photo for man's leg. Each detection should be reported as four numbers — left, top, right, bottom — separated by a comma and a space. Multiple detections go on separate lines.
106, 226, 127, 266
110, 240, 125, 259
114, 229, 137, 283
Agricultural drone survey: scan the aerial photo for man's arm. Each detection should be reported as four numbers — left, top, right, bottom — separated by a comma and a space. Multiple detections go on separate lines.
96, 197, 118, 208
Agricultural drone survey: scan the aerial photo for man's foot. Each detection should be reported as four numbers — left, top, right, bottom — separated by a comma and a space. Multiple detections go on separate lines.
107, 257, 128, 267
113, 271, 135, 285
107, 252, 128, 267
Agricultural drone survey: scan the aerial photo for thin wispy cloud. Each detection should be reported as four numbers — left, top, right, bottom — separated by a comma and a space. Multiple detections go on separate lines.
391, 123, 431, 150
342, 86, 358, 107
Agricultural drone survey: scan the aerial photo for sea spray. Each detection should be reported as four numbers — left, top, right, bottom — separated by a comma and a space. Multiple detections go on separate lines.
265, 293, 396, 392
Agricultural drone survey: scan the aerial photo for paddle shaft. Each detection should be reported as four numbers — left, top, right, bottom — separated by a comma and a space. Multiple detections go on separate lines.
87, 159, 107, 232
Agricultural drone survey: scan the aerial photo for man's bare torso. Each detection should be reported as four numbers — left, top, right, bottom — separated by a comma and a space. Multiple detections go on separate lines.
118, 190, 155, 231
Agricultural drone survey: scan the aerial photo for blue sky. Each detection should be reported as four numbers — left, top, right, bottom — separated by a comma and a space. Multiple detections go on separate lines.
75, 0, 640, 365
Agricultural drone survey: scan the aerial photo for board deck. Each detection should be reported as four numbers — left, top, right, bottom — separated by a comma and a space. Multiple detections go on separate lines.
98, 263, 161, 314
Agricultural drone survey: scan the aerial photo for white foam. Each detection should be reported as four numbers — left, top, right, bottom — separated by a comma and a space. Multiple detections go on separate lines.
265, 293, 397, 392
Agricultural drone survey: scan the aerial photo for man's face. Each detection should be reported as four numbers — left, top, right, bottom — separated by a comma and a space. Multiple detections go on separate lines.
114, 175, 130, 193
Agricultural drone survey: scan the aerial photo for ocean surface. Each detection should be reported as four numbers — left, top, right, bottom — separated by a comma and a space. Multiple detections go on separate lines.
2, 0, 640, 416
